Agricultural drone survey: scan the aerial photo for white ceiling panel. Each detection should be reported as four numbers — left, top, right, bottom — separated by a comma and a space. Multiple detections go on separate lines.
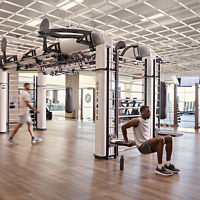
19, 9, 41, 18
1, 0, 200, 77
0, 2, 21, 12
6, 0, 34, 6
147, 0, 179, 11
172, 10, 195, 20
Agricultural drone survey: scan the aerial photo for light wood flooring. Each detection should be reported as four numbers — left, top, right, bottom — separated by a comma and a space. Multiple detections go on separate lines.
0, 119, 200, 200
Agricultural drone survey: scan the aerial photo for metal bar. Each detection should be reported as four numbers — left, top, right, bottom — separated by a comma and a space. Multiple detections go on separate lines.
195, 83, 199, 129
106, 47, 110, 160
119, 64, 145, 72
118, 114, 141, 118
112, 71, 144, 78
36, 76, 38, 129
109, 98, 144, 102
119, 63, 145, 70
153, 59, 156, 137
118, 55, 144, 63
109, 80, 144, 86
109, 89, 144, 94
158, 60, 161, 129
7, 73, 10, 132
33, 76, 36, 130
110, 107, 140, 109
144, 59, 147, 105
114, 49, 119, 158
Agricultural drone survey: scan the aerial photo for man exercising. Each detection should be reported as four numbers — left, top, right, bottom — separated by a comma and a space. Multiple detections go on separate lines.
8, 83, 42, 144
122, 105, 179, 176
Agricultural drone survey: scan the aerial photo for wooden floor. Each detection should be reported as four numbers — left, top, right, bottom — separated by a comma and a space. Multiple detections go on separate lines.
0, 119, 200, 200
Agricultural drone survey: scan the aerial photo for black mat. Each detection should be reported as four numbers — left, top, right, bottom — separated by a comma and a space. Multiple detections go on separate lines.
158, 131, 183, 137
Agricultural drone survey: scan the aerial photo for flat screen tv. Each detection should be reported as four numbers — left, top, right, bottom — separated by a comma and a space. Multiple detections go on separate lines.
180, 76, 199, 86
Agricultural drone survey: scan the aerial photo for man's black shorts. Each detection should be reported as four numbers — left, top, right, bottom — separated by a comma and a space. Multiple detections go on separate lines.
138, 140, 157, 154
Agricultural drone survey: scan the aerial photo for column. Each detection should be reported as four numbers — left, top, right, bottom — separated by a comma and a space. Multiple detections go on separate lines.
145, 57, 155, 138
94, 44, 107, 158
37, 71, 46, 130
0, 70, 8, 133
195, 83, 199, 130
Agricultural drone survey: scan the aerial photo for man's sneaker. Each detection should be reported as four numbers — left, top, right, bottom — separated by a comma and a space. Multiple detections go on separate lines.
8, 138, 18, 145
155, 166, 173, 176
164, 164, 180, 174
31, 137, 43, 144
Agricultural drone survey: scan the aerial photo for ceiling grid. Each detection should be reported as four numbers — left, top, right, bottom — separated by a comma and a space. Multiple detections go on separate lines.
0, 0, 200, 77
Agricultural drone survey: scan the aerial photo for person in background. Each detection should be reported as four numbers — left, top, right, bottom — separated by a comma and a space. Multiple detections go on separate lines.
8, 83, 42, 144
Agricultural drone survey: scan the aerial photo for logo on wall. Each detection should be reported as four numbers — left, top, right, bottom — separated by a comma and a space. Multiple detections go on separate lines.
85, 93, 91, 103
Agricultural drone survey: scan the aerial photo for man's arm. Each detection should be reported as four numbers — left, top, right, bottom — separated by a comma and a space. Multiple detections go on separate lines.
25, 100, 40, 113
121, 118, 140, 146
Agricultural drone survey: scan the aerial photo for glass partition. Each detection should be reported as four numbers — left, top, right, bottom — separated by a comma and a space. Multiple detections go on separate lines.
177, 86, 195, 128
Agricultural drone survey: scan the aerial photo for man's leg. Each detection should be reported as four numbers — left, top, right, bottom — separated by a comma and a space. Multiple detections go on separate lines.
146, 137, 173, 176
147, 137, 164, 166
9, 123, 22, 139
163, 136, 173, 162
27, 121, 43, 144
163, 136, 180, 173
27, 122, 34, 138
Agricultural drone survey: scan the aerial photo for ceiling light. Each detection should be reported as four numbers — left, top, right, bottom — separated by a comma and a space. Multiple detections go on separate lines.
75, 0, 83, 3
61, 2, 77, 10
141, 13, 164, 22
57, 0, 69, 7
93, 19, 105, 25
27, 19, 41, 26
140, 18, 148, 22
149, 13, 164, 19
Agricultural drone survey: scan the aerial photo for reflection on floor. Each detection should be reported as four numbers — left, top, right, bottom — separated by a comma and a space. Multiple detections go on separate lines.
0, 119, 200, 200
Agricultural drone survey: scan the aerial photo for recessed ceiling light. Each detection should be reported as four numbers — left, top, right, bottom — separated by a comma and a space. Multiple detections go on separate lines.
27, 19, 41, 26
141, 13, 164, 22
75, 0, 83, 3
149, 13, 164, 20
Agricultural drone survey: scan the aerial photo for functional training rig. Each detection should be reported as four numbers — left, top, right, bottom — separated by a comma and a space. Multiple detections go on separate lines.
95, 41, 165, 159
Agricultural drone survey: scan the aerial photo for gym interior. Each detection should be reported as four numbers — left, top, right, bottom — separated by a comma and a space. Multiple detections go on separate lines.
0, 0, 200, 199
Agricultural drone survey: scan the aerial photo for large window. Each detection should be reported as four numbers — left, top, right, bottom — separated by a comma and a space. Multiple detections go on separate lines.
177, 86, 195, 128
